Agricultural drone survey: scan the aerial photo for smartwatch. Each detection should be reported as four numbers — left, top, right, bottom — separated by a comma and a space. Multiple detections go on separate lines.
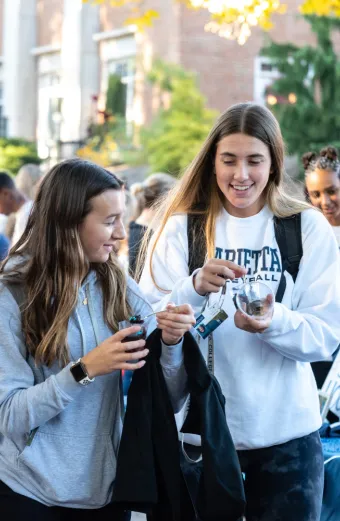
70, 358, 95, 386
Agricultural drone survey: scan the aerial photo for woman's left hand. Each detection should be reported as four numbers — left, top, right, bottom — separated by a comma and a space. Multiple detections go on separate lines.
234, 309, 273, 334
157, 303, 196, 345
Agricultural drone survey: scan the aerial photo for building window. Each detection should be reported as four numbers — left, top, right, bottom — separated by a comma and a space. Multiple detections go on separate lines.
106, 57, 135, 121
254, 57, 281, 105
99, 34, 137, 132
261, 62, 275, 72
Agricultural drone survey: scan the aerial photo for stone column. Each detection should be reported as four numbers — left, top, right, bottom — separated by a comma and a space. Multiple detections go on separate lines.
60, 0, 100, 146
2, 0, 36, 139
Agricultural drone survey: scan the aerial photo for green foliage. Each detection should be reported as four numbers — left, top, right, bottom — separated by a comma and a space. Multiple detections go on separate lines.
0, 138, 41, 174
147, 59, 190, 91
261, 15, 340, 165
142, 62, 218, 175
80, 116, 131, 167
81, 74, 128, 165
105, 73, 127, 118
83, 60, 217, 174
88, 115, 127, 145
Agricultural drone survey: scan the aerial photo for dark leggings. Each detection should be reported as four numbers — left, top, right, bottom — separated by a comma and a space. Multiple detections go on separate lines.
238, 430, 324, 521
0, 481, 131, 521
1, 432, 324, 521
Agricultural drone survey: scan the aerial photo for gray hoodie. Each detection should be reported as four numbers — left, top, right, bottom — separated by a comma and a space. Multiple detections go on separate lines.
0, 273, 186, 508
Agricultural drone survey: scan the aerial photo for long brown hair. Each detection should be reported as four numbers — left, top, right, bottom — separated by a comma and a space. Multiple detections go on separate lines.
140, 102, 311, 289
0, 159, 131, 367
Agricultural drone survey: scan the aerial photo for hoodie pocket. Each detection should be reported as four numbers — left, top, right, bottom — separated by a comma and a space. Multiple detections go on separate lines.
17, 431, 116, 507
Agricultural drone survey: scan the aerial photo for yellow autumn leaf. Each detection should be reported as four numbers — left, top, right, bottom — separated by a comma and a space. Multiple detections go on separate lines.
300, 0, 340, 17
124, 9, 159, 30
278, 4, 287, 14
82, 0, 340, 46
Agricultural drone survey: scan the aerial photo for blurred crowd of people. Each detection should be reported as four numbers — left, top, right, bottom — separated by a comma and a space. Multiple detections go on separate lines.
0, 164, 178, 278
1, 145, 339, 271
0, 164, 43, 260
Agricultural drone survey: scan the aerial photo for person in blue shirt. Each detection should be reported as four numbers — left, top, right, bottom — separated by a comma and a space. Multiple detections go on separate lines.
0, 233, 9, 261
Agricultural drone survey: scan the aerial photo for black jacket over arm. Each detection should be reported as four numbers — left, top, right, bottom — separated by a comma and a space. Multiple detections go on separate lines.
113, 329, 245, 521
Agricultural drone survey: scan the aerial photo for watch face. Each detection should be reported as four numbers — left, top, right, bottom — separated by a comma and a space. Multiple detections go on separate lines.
70, 362, 87, 382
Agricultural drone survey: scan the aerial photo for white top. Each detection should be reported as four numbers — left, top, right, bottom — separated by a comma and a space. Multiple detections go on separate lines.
332, 225, 340, 248
11, 200, 33, 245
0, 214, 8, 235
140, 206, 340, 450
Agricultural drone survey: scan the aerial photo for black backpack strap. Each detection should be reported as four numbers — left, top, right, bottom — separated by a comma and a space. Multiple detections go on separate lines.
187, 214, 207, 276
274, 214, 303, 303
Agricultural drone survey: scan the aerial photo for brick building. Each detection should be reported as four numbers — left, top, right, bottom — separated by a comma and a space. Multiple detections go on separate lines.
0, 0, 339, 160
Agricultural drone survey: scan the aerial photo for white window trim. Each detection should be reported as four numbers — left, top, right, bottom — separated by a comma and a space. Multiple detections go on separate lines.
93, 25, 137, 43
31, 44, 61, 57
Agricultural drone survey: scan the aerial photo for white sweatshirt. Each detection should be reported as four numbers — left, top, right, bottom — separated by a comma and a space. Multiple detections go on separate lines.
331, 225, 340, 248
140, 206, 340, 450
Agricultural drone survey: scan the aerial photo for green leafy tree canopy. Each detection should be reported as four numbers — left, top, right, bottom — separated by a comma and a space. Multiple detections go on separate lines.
142, 60, 218, 176
261, 16, 340, 161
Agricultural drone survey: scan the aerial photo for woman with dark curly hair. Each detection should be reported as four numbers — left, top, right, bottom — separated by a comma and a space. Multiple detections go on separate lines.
303, 146, 340, 247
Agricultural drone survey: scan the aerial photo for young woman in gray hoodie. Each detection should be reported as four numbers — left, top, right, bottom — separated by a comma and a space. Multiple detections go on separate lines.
0, 159, 195, 520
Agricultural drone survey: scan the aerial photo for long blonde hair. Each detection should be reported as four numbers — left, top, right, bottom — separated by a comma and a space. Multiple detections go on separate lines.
130, 172, 177, 221
0, 159, 131, 367
140, 103, 311, 290
15, 163, 43, 200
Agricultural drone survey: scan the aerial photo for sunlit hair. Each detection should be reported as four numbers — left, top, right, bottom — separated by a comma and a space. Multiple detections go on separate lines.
15, 163, 43, 200
0, 158, 131, 367
130, 172, 177, 221
137, 102, 312, 289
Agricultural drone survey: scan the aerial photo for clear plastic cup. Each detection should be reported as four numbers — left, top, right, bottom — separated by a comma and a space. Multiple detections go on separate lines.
233, 281, 274, 319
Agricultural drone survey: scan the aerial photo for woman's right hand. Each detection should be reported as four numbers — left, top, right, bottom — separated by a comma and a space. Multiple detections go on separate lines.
81, 326, 149, 378
193, 259, 247, 296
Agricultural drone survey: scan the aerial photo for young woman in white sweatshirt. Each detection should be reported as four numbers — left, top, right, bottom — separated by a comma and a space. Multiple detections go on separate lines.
139, 103, 340, 521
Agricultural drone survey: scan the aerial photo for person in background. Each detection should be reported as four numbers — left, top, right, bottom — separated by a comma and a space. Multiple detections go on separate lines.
11, 164, 43, 245
129, 173, 176, 279
304, 146, 340, 389
0, 158, 195, 520
140, 103, 340, 521
303, 146, 340, 247
0, 172, 23, 235
116, 187, 138, 273
0, 234, 9, 261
